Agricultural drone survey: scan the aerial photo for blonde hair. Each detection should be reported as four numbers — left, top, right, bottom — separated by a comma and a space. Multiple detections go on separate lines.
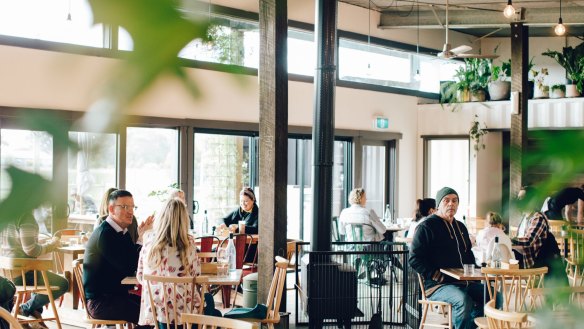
348, 188, 365, 205
148, 198, 193, 269
486, 211, 503, 226
99, 187, 118, 218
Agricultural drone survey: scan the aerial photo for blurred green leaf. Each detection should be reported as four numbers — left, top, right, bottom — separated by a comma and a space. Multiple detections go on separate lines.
0, 166, 53, 231
20, 111, 78, 153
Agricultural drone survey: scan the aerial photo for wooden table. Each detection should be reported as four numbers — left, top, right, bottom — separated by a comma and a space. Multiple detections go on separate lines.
123, 269, 243, 307
56, 246, 85, 309
441, 267, 489, 305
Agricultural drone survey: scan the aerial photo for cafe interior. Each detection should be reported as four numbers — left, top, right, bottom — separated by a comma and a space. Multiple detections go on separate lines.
1, 0, 584, 328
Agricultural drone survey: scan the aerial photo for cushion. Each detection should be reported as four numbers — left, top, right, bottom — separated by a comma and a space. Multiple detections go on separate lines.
224, 303, 268, 319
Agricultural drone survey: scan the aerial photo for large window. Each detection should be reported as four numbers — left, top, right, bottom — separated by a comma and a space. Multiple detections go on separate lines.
67, 132, 117, 218
0, 0, 103, 47
126, 127, 179, 220
287, 138, 349, 240
0, 128, 53, 233
361, 144, 386, 217
426, 138, 470, 220
193, 132, 255, 232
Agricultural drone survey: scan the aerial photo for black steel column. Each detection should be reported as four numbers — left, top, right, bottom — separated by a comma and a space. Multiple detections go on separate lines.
311, 0, 337, 252
509, 22, 529, 228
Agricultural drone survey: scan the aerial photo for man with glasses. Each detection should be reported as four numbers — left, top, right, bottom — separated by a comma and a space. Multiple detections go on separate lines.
83, 189, 152, 328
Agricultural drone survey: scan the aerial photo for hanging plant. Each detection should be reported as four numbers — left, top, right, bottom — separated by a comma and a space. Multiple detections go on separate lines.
469, 114, 488, 155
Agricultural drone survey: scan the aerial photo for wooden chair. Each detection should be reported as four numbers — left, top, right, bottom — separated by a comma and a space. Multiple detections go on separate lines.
236, 256, 289, 329
484, 300, 530, 329
482, 267, 547, 312
195, 236, 220, 253
0, 306, 23, 329
180, 313, 253, 329
218, 234, 255, 307
566, 228, 584, 286
0, 256, 62, 329
286, 240, 301, 290
71, 259, 131, 329
143, 274, 201, 329
416, 273, 452, 329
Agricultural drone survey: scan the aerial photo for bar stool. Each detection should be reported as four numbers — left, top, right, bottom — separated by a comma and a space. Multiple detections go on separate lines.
0, 256, 62, 329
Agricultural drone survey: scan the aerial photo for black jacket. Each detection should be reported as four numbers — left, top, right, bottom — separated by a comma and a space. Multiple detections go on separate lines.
409, 214, 475, 294
222, 204, 259, 234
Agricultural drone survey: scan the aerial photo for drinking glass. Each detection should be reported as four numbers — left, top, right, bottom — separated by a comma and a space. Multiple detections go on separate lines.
216, 249, 229, 277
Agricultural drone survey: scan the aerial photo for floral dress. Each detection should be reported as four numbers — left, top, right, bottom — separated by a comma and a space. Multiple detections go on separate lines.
137, 233, 201, 325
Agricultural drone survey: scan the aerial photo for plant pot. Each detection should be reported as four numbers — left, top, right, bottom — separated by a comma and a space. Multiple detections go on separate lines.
533, 85, 549, 99
550, 88, 565, 99
457, 89, 470, 102
470, 90, 486, 102
487, 81, 511, 100
566, 84, 580, 97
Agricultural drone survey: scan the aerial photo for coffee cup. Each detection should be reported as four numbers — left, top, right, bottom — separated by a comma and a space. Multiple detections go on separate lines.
238, 221, 246, 234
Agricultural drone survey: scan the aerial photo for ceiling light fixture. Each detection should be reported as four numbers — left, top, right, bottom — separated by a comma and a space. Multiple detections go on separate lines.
66, 0, 72, 21
555, 0, 566, 36
503, 0, 515, 19
366, 0, 372, 76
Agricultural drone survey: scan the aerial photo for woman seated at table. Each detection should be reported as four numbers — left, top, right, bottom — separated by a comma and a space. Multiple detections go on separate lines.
339, 188, 386, 242
474, 211, 514, 264
219, 187, 259, 235
137, 197, 201, 328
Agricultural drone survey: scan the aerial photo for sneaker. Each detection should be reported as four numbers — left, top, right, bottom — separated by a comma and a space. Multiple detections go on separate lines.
18, 308, 47, 329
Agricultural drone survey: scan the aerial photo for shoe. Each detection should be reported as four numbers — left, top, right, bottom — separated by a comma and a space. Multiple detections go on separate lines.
18, 307, 47, 329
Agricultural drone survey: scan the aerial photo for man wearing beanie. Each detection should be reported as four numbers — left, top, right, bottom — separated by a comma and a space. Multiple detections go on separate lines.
409, 187, 484, 329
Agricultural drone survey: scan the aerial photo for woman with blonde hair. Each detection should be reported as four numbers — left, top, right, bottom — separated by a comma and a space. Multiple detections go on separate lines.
137, 198, 201, 328
338, 188, 386, 242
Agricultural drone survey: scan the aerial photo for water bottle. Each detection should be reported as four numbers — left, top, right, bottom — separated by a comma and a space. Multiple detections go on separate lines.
490, 236, 502, 269
226, 233, 237, 272
203, 210, 209, 234
384, 204, 392, 223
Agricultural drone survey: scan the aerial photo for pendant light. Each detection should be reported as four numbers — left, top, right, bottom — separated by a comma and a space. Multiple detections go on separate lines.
503, 0, 515, 19
366, 0, 372, 76
555, 0, 566, 36
66, 0, 72, 21
414, 0, 421, 82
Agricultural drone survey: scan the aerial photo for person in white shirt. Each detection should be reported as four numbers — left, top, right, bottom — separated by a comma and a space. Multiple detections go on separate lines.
339, 188, 387, 242
474, 211, 514, 264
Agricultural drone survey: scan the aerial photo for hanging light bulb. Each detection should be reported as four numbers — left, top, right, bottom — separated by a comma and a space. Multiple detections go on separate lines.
414, 1, 421, 82
503, 0, 515, 19
555, 0, 566, 36
414, 69, 421, 82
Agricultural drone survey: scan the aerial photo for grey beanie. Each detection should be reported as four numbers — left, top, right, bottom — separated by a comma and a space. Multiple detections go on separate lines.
436, 187, 458, 205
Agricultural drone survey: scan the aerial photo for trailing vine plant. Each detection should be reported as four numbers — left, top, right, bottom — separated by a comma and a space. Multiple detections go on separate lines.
469, 114, 488, 155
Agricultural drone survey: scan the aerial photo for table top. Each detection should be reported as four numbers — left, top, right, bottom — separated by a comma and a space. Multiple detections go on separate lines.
440, 267, 485, 281
57, 246, 85, 253
122, 269, 243, 286
384, 224, 406, 232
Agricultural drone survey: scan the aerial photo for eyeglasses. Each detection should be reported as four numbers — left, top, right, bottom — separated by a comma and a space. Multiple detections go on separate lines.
114, 204, 138, 211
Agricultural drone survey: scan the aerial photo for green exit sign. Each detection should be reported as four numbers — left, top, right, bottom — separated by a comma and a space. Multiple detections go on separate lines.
374, 116, 389, 130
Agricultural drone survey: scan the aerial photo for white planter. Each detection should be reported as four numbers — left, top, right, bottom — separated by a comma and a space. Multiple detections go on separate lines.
488, 81, 511, 100
550, 88, 565, 99
533, 86, 549, 99
566, 84, 580, 97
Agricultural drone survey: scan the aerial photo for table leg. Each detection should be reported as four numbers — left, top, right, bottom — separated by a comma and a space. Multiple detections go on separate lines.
62, 253, 80, 310
221, 286, 232, 308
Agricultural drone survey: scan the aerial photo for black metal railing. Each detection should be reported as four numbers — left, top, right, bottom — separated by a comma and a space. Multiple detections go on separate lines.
292, 241, 420, 328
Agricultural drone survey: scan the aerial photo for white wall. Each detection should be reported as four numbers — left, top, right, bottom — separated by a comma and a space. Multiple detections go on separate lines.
0, 44, 420, 218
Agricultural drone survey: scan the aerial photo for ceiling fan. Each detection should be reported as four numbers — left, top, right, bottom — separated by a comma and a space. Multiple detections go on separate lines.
437, 0, 499, 59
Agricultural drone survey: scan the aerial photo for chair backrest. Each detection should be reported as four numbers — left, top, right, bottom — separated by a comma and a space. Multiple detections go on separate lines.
547, 220, 568, 254
0, 256, 53, 290
331, 216, 341, 242
0, 306, 23, 329
195, 236, 220, 253
180, 313, 253, 329
567, 228, 584, 264
143, 274, 198, 329
218, 234, 253, 269
416, 273, 428, 301
484, 299, 529, 329
72, 258, 94, 320
262, 256, 289, 324
286, 239, 300, 268
198, 251, 217, 264
481, 266, 547, 312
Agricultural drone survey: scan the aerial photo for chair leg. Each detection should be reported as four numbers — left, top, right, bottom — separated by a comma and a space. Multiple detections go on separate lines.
41, 270, 62, 329
419, 304, 429, 329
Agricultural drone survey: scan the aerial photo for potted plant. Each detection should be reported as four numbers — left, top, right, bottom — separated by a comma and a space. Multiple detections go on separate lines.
550, 84, 566, 99
488, 62, 510, 100
531, 68, 549, 99
542, 43, 584, 97
501, 58, 535, 98
466, 58, 490, 102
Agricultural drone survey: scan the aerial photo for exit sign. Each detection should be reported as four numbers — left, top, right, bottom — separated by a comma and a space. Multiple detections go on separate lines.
373, 116, 389, 130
